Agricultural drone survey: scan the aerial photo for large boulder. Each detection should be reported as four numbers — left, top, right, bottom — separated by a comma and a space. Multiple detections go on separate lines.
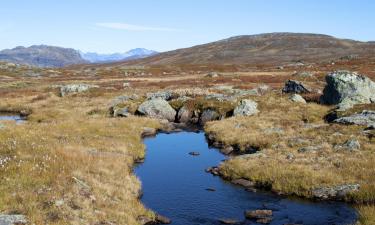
233, 99, 259, 116
282, 80, 311, 94
59, 84, 98, 97
137, 99, 176, 122
321, 71, 375, 108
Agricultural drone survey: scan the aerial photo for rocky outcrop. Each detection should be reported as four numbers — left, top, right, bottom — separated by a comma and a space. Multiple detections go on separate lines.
233, 99, 259, 116
334, 110, 375, 127
289, 94, 306, 103
321, 71, 375, 109
282, 80, 311, 94
312, 184, 360, 200
0, 214, 27, 225
137, 99, 176, 122
59, 84, 98, 97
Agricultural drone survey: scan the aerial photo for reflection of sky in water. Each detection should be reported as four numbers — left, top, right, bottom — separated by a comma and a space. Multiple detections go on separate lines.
135, 132, 358, 225
0, 115, 25, 124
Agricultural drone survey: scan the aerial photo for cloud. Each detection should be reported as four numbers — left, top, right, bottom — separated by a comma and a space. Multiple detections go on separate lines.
95, 23, 184, 32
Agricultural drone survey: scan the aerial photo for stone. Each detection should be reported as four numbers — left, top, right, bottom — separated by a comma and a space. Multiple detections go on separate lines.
0, 215, 27, 225
138, 99, 176, 122
205, 188, 216, 192
218, 218, 238, 224
206, 72, 219, 78
231, 179, 255, 188
177, 106, 193, 123
312, 184, 360, 200
123, 82, 131, 88
59, 84, 98, 97
206, 166, 220, 176
200, 109, 220, 125
321, 71, 375, 108
334, 139, 361, 151
289, 94, 306, 103
282, 80, 311, 94
113, 107, 130, 117
146, 91, 173, 101
205, 93, 236, 102
334, 110, 375, 127
189, 152, 200, 156
293, 71, 314, 77
141, 127, 157, 137
233, 99, 259, 116
155, 214, 171, 224
298, 146, 322, 153
244, 210, 273, 220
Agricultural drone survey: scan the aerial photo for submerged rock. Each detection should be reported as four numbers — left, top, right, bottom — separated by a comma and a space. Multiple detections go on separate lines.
321, 71, 375, 109
233, 99, 259, 116
218, 218, 238, 224
245, 209, 273, 224
138, 99, 176, 122
282, 80, 311, 94
312, 184, 360, 200
189, 151, 200, 156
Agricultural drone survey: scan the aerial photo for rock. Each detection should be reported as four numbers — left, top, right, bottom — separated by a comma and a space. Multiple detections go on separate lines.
138, 99, 176, 122
286, 153, 295, 160
189, 152, 200, 156
59, 84, 98, 97
146, 91, 173, 101
289, 94, 306, 103
113, 107, 130, 117
0, 215, 27, 225
233, 99, 259, 116
123, 82, 131, 88
206, 72, 219, 78
221, 146, 234, 155
110, 94, 139, 107
334, 139, 361, 151
206, 166, 220, 176
55, 199, 64, 207
200, 109, 220, 125
155, 214, 171, 224
312, 184, 360, 200
206, 188, 216, 192
218, 218, 238, 224
244, 210, 273, 220
231, 179, 255, 188
282, 80, 311, 94
177, 106, 193, 123
321, 71, 375, 108
137, 215, 154, 225
141, 127, 157, 137
334, 110, 375, 127
293, 71, 314, 77
205, 93, 236, 102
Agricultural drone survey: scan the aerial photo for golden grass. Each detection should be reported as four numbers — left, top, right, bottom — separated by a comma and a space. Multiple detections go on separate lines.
0, 92, 159, 224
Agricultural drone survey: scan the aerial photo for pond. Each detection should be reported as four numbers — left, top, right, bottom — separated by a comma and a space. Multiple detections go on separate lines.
0, 114, 25, 124
135, 132, 357, 225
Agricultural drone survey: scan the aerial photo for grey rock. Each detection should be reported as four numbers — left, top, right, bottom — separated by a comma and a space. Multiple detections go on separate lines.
286, 153, 295, 160
289, 94, 306, 103
110, 94, 139, 107
0, 215, 27, 225
231, 179, 255, 188
312, 184, 360, 200
334, 110, 375, 127
244, 209, 273, 220
113, 107, 130, 117
282, 80, 311, 94
321, 71, 375, 108
177, 106, 193, 123
334, 139, 361, 151
205, 93, 236, 102
59, 84, 98, 97
141, 127, 157, 137
206, 72, 219, 78
200, 109, 220, 124
233, 99, 259, 116
218, 219, 238, 224
146, 91, 173, 101
138, 99, 176, 122
298, 146, 322, 153
155, 214, 171, 224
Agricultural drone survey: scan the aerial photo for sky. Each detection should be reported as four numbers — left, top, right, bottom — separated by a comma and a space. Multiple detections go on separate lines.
0, 0, 374, 53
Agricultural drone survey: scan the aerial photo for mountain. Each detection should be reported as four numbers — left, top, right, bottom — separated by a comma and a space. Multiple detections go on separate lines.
81, 48, 158, 63
121, 33, 375, 66
0, 45, 87, 67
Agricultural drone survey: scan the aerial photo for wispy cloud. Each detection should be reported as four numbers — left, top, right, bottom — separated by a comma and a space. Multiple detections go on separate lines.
95, 23, 184, 32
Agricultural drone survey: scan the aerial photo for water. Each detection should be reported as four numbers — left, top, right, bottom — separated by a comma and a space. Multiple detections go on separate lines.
135, 132, 357, 225
0, 114, 25, 124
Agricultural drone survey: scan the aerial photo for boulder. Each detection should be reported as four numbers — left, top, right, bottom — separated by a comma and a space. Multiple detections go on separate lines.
177, 106, 193, 123
0, 215, 27, 225
138, 99, 176, 122
231, 179, 255, 188
189, 152, 200, 156
245, 210, 273, 223
233, 99, 259, 116
200, 109, 220, 125
113, 107, 130, 117
282, 80, 311, 94
312, 184, 360, 200
334, 110, 375, 127
289, 94, 306, 104
146, 91, 173, 101
321, 71, 375, 108
334, 139, 361, 151
59, 84, 98, 97
155, 214, 171, 224
141, 127, 157, 138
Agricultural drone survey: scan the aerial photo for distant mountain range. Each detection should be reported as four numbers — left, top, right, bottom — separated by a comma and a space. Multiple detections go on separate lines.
0, 45, 87, 67
121, 33, 375, 66
0, 46, 158, 67
80, 48, 158, 63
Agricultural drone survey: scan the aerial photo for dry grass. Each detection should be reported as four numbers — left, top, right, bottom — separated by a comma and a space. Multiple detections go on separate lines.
0, 92, 159, 224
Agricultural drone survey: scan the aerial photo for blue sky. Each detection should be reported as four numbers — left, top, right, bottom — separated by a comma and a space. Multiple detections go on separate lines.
0, 0, 374, 53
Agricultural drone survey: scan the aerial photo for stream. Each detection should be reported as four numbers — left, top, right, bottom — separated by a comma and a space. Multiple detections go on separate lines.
136, 131, 357, 225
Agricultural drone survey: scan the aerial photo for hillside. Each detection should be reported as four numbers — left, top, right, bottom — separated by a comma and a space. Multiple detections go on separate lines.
121, 33, 375, 66
0, 45, 87, 67
81, 48, 158, 63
